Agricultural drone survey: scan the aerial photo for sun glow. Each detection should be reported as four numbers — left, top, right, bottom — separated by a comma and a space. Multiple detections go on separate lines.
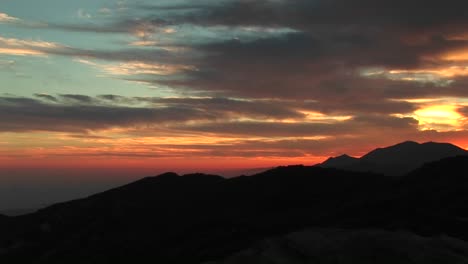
415, 104, 464, 130
442, 50, 468, 61
389, 67, 468, 78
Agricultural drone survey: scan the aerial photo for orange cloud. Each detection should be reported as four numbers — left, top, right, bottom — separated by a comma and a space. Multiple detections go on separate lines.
442, 49, 468, 61
129, 40, 158, 47
75, 59, 195, 76
0, 48, 44, 56
0, 12, 19, 23
389, 67, 468, 78
0, 35, 62, 56
415, 104, 464, 131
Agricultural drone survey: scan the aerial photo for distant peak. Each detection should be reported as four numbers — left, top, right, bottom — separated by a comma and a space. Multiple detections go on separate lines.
368, 141, 420, 151
156, 172, 179, 178
319, 140, 467, 175
397, 141, 420, 146
137, 172, 179, 182
319, 154, 359, 168
327, 154, 357, 160
182, 173, 225, 180
422, 141, 449, 146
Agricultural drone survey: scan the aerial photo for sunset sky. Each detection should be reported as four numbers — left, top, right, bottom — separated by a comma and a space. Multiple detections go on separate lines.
2, 0, 468, 209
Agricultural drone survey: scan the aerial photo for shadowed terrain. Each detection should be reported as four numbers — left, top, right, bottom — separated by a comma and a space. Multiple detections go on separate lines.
0, 214, 8, 224
208, 228, 468, 264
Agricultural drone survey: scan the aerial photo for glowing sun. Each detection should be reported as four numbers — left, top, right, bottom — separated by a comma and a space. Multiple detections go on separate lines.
415, 104, 463, 130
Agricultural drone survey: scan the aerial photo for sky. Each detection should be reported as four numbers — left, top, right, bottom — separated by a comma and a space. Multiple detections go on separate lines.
2, 0, 468, 209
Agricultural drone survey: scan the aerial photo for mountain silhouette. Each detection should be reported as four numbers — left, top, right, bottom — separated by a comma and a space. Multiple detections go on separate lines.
320, 154, 359, 168
0, 167, 389, 263
1, 154, 468, 263
330, 156, 468, 239
319, 141, 468, 175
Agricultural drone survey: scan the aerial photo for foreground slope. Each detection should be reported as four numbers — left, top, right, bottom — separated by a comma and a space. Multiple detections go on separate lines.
209, 228, 468, 264
340, 155, 468, 237
0, 214, 8, 223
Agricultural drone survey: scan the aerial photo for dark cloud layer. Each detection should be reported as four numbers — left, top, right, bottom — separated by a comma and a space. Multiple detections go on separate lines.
0, 95, 308, 133
179, 0, 468, 28
175, 115, 419, 137
136, 0, 468, 101
0, 96, 214, 132
20, 0, 468, 104
0, 94, 423, 137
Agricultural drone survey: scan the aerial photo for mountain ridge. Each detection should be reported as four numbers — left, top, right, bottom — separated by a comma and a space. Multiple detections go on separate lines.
0, 165, 391, 263
319, 141, 468, 175
2, 146, 468, 263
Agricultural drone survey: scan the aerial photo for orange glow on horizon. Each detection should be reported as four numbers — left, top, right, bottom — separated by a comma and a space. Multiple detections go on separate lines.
0, 154, 327, 173
2, 134, 468, 175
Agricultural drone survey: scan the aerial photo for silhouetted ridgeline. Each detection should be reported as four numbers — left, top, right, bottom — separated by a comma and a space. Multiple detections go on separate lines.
0, 208, 38, 217
319, 141, 468, 175
1, 147, 468, 263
